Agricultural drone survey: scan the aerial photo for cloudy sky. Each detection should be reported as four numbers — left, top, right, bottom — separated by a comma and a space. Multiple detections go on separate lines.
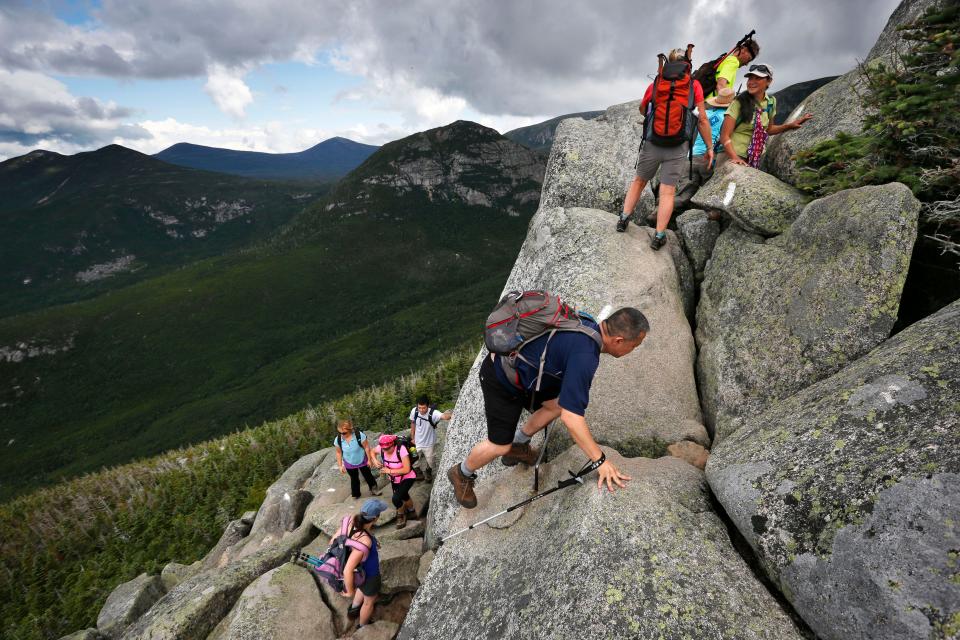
0, 0, 900, 161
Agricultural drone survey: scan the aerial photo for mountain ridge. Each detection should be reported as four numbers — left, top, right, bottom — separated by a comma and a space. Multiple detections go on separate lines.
0, 144, 320, 317
154, 136, 379, 181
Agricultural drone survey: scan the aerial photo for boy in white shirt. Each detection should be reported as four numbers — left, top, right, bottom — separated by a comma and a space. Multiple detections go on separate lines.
409, 395, 452, 482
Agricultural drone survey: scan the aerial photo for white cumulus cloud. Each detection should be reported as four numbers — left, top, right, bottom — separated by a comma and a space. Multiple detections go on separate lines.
203, 65, 254, 119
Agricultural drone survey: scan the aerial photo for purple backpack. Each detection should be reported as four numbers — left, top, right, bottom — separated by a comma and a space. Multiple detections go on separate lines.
313, 516, 371, 591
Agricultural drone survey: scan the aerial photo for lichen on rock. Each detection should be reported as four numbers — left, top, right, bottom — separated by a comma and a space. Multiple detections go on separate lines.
707, 299, 960, 640
696, 182, 920, 442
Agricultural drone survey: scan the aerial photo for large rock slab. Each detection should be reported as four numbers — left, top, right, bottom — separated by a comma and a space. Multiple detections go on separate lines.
691, 162, 808, 236
97, 573, 166, 639
206, 563, 336, 640
379, 539, 423, 595
120, 523, 315, 640
540, 100, 645, 213
429, 205, 708, 544
676, 209, 720, 282
405, 447, 805, 639
707, 299, 960, 640
696, 183, 919, 442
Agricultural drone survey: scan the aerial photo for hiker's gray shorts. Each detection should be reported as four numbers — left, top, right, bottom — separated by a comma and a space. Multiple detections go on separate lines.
635, 142, 689, 186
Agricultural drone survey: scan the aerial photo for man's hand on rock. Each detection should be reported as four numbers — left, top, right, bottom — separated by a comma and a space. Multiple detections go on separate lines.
597, 460, 632, 492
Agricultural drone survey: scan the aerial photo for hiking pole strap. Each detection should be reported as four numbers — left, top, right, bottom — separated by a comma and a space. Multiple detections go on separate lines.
576, 452, 606, 478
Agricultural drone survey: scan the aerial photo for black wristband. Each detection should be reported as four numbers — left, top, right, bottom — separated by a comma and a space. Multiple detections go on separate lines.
579, 452, 606, 477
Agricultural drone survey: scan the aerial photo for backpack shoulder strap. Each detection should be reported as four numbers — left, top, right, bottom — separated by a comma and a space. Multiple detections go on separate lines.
427, 404, 439, 428
336, 435, 342, 452
346, 533, 371, 562
339, 515, 353, 537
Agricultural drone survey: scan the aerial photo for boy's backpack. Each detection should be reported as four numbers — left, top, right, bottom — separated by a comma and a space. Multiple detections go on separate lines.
395, 435, 418, 461
642, 46, 698, 149
335, 430, 365, 453
692, 52, 729, 99
304, 516, 370, 592
412, 404, 439, 429
484, 290, 601, 394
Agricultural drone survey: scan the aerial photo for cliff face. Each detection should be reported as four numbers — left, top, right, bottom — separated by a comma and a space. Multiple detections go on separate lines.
331, 120, 545, 215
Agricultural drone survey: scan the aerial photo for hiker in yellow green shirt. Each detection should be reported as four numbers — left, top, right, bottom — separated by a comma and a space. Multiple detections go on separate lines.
718, 64, 814, 168
710, 40, 761, 98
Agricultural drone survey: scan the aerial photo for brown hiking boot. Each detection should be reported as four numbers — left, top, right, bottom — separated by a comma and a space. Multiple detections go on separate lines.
405, 507, 420, 521
447, 464, 478, 509
395, 509, 407, 529
501, 442, 538, 467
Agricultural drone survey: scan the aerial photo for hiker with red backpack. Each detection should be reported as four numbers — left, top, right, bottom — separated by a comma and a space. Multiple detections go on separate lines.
616, 46, 716, 250
409, 395, 452, 482
447, 291, 649, 510
718, 64, 814, 169
376, 434, 419, 528
334, 419, 383, 499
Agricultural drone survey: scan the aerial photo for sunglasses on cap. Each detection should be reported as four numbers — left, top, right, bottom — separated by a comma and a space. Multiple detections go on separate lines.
748, 64, 771, 75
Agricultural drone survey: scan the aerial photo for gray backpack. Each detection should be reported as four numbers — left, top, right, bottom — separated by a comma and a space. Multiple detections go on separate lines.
484, 290, 601, 392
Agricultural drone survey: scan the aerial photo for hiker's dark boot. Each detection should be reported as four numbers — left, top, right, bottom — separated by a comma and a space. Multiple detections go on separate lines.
347, 604, 361, 620
650, 232, 667, 251
368, 485, 382, 497
615, 216, 629, 232
501, 442, 538, 467
447, 464, 478, 509
396, 508, 407, 529
404, 500, 420, 520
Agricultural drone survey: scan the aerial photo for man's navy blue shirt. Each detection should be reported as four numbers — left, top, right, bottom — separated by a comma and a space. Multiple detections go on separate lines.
493, 319, 601, 416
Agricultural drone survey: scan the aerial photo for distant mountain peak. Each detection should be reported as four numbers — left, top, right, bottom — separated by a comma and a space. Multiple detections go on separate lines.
154, 137, 378, 181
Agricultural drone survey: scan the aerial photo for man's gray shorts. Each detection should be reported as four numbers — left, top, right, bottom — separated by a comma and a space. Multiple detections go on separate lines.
635, 142, 689, 186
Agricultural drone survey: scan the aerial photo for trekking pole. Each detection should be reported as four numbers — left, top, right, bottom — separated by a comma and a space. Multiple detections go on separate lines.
532, 420, 554, 492
711, 29, 757, 74
439, 454, 607, 545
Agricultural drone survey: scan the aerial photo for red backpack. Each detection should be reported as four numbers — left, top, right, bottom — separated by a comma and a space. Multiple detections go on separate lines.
642, 45, 698, 148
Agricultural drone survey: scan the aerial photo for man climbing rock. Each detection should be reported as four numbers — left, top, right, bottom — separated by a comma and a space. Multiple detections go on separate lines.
447, 306, 648, 509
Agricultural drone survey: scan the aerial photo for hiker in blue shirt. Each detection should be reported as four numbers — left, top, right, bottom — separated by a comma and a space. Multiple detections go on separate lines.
448, 307, 649, 509
342, 499, 388, 630
673, 86, 735, 216
334, 420, 382, 499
